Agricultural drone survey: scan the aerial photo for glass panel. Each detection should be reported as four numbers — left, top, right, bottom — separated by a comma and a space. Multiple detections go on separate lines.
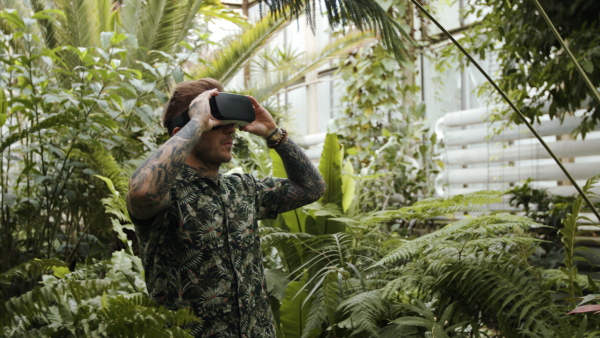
248, 3, 263, 23
285, 18, 307, 54
331, 76, 344, 119
428, 0, 461, 35
286, 86, 308, 136
317, 79, 332, 133
422, 53, 462, 124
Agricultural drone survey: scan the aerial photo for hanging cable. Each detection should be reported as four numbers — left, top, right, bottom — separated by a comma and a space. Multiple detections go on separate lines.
409, 0, 600, 222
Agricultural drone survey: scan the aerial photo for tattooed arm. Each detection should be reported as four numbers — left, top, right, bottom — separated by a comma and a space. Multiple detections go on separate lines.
127, 89, 221, 220
241, 97, 326, 209
273, 134, 326, 208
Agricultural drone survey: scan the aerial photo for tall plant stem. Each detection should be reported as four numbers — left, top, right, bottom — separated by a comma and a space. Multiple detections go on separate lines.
409, 0, 600, 222
531, 0, 600, 107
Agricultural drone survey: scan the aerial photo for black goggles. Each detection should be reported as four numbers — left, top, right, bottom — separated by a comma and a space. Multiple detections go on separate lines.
168, 110, 236, 135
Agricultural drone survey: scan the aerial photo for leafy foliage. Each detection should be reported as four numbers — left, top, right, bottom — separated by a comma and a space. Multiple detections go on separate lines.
462, 0, 600, 137
0, 0, 235, 287
332, 7, 439, 211
257, 0, 411, 62
261, 132, 600, 336
189, 11, 288, 84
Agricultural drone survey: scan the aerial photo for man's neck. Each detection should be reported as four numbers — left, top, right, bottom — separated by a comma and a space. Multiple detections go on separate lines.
185, 159, 220, 183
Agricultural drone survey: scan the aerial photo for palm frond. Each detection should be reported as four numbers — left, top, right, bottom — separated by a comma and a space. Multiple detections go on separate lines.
119, 0, 195, 63
54, 0, 100, 48
188, 12, 288, 84
251, 30, 375, 102
259, 0, 410, 62
30, 0, 62, 49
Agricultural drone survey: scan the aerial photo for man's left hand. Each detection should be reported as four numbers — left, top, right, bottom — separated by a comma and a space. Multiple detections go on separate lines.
241, 96, 278, 138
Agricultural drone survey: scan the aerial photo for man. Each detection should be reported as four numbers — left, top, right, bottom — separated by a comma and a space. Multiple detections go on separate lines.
126, 78, 326, 337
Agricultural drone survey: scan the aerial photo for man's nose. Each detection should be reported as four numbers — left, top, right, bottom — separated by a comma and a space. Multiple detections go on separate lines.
222, 123, 236, 134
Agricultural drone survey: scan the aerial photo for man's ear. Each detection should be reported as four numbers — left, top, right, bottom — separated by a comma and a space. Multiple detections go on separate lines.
172, 127, 182, 136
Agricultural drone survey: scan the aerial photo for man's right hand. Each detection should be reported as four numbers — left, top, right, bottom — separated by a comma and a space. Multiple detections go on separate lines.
188, 89, 221, 132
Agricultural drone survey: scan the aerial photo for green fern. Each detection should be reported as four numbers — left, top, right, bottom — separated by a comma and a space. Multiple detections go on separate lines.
559, 175, 600, 300
303, 270, 343, 337
392, 300, 465, 338
0, 259, 68, 286
361, 190, 503, 226
376, 214, 541, 267
337, 290, 388, 336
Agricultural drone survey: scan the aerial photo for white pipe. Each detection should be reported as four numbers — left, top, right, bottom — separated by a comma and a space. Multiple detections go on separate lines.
442, 162, 599, 185
444, 138, 600, 165
299, 132, 326, 147
443, 115, 600, 146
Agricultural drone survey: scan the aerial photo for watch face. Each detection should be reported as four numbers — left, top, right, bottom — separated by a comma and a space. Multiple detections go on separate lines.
210, 93, 255, 126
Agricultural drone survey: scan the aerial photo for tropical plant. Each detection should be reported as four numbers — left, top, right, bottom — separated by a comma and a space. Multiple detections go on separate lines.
259, 133, 600, 337
0, 177, 200, 337
460, 0, 600, 137
332, 45, 438, 211
0, 0, 240, 296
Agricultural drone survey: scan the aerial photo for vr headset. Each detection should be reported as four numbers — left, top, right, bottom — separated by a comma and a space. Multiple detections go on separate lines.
168, 93, 255, 135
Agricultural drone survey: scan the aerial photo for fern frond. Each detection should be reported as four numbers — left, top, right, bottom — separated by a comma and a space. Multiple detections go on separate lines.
376, 214, 540, 267
1, 279, 117, 329
303, 290, 328, 338
260, 229, 314, 248
97, 294, 199, 337
384, 256, 562, 335
560, 175, 600, 299
392, 299, 454, 338
362, 190, 503, 225
0, 259, 68, 285
337, 290, 387, 336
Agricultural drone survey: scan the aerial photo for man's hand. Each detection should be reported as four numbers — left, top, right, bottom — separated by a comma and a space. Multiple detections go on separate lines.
240, 96, 278, 138
188, 89, 221, 132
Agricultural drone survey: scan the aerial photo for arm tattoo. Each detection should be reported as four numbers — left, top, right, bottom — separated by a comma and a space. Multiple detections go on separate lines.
275, 138, 326, 210
127, 118, 204, 219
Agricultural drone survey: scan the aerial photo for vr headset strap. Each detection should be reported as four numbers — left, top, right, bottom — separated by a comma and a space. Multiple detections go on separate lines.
168, 109, 190, 135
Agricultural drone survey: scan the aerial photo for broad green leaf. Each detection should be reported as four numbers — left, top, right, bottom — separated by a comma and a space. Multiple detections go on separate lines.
341, 161, 355, 213
0, 89, 7, 128
279, 274, 312, 338
316, 133, 345, 234
270, 149, 286, 178
269, 149, 308, 233
52, 266, 70, 279
100, 31, 114, 50
318, 133, 343, 207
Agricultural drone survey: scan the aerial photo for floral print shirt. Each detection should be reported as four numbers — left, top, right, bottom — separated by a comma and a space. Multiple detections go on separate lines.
132, 167, 293, 337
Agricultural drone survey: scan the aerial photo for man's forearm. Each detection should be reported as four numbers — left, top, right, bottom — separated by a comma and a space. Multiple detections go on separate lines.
127, 118, 203, 217
275, 137, 326, 202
